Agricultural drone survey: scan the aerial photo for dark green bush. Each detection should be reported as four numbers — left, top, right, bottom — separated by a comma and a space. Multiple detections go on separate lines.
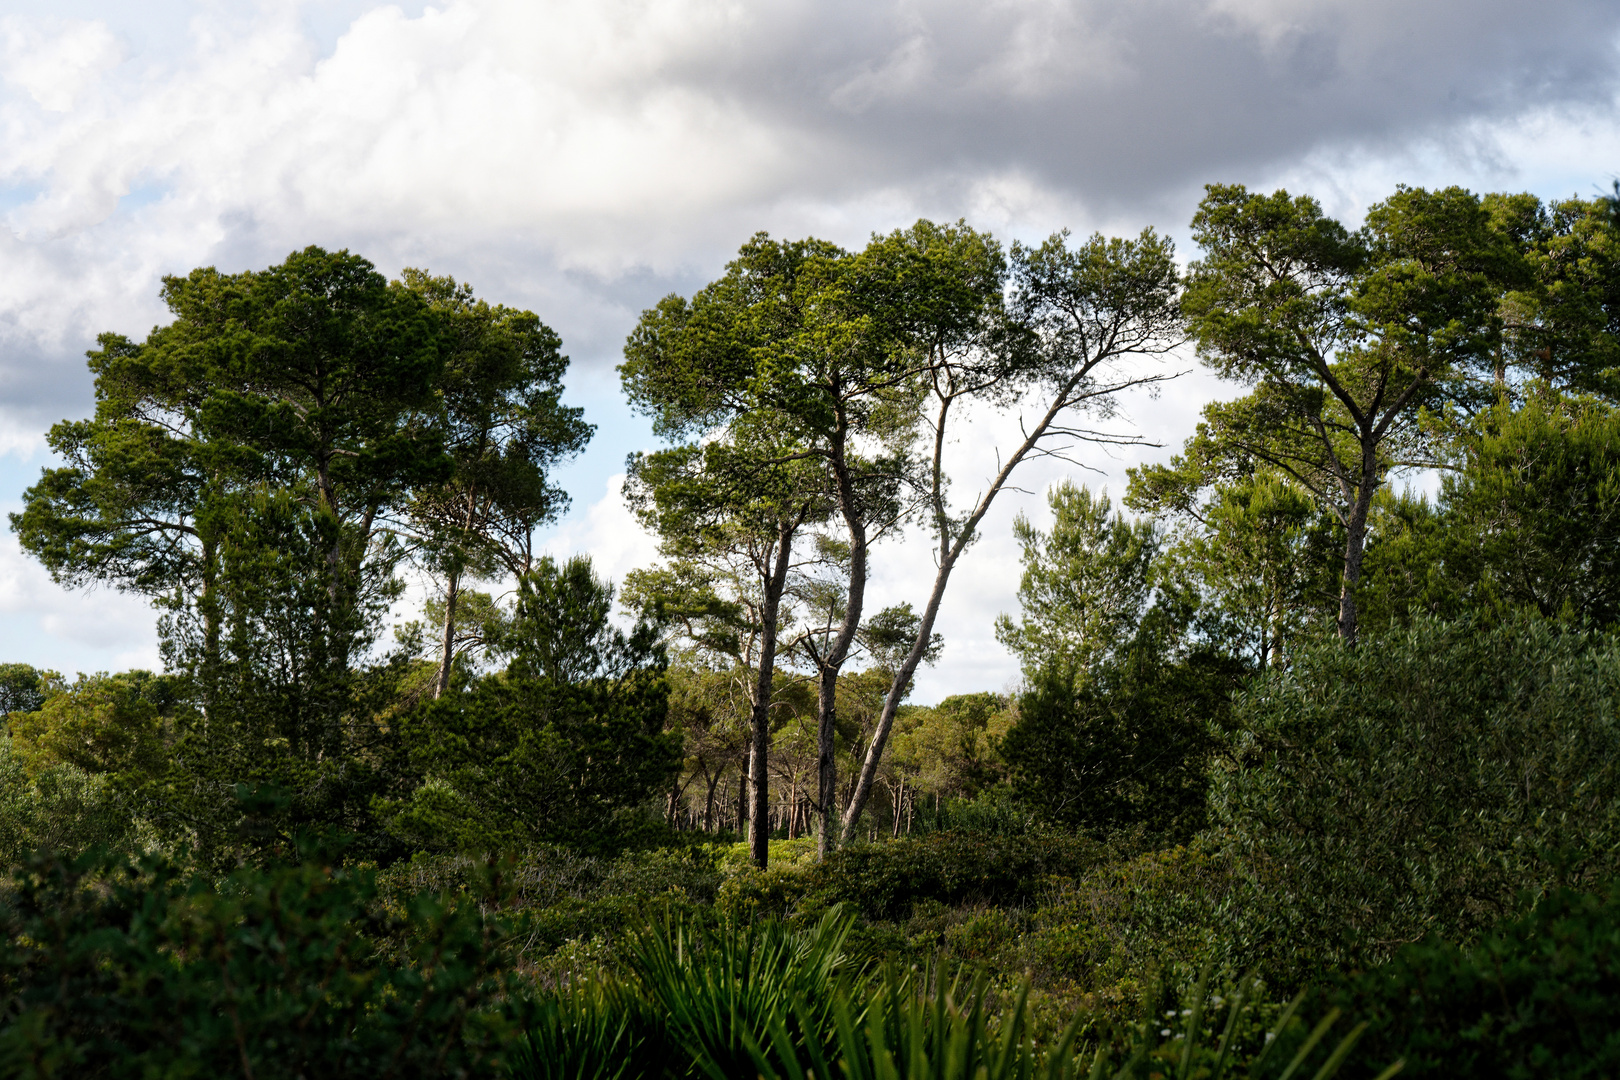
813, 830, 1108, 922
381, 673, 682, 854
1023, 842, 1239, 1009
1332, 885, 1620, 1079
1208, 613, 1620, 975
1001, 647, 1246, 843
0, 847, 521, 1079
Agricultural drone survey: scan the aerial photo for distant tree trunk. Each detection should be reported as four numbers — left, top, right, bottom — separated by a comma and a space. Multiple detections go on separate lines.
435, 567, 460, 699
702, 767, 721, 833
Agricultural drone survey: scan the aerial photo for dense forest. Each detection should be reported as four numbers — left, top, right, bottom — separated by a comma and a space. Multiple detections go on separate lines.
4, 181, 1620, 1077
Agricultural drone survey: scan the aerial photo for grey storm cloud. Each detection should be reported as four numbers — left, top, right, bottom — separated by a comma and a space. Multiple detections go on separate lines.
606, 0, 1620, 206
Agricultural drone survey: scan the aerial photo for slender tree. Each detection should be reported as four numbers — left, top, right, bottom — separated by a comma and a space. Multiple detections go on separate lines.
622, 236, 852, 866
841, 227, 1183, 842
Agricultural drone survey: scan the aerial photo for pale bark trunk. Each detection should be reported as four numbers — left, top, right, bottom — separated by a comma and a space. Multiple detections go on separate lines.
841, 365, 1098, 844
812, 402, 867, 859
435, 567, 459, 699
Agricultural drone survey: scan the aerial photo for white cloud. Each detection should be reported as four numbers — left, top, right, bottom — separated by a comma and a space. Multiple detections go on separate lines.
0, 0, 1618, 690
0, 533, 160, 675
0, 16, 122, 113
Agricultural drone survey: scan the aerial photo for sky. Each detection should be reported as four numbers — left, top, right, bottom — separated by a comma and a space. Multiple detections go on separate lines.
0, 0, 1617, 700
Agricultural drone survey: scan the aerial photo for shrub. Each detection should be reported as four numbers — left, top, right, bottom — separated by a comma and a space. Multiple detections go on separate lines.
1023, 842, 1239, 1009
519, 914, 1397, 1080
811, 830, 1109, 922
1001, 647, 1246, 844
0, 739, 136, 866
0, 847, 520, 1078
1332, 885, 1620, 1079
381, 673, 682, 853
1209, 613, 1620, 975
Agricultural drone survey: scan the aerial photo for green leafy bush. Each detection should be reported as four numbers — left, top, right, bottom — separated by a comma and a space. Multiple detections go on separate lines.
1001, 648, 1245, 843
381, 672, 681, 853
0, 739, 136, 865
0, 847, 521, 1078
1022, 842, 1239, 1010
718, 830, 1108, 924
1209, 613, 1620, 975
1332, 885, 1620, 1078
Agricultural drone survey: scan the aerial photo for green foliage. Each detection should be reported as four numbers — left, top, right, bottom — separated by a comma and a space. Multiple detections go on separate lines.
1333, 885, 1620, 1079
1000, 648, 1245, 843
507, 554, 663, 683
1020, 843, 1239, 1010
0, 740, 135, 866
518, 911, 1394, 1080
1158, 473, 1341, 671
510, 910, 863, 1080
748, 968, 1393, 1080
6, 670, 182, 778
996, 483, 1162, 679
1363, 390, 1620, 630
1209, 613, 1620, 976
719, 830, 1108, 924
0, 665, 55, 716
891, 694, 1013, 806
384, 670, 681, 853
0, 847, 520, 1079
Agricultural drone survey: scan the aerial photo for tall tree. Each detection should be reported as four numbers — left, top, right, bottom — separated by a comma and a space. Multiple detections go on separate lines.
622, 238, 855, 865
11, 247, 454, 857
398, 271, 591, 698
841, 227, 1183, 842
1133, 185, 1512, 644
1155, 472, 1337, 672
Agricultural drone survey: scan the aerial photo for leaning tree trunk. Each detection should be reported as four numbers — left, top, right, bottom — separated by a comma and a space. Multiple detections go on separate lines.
817, 415, 869, 859
435, 567, 460, 699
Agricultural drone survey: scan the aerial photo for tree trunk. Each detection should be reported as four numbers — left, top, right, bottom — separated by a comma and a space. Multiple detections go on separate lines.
703, 768, 720, 833
435, 567, 460, 699
748, 518, 797, 868
1337, 441, 1380, 647
817, 409, 868, 860
840, 371, 1088, 845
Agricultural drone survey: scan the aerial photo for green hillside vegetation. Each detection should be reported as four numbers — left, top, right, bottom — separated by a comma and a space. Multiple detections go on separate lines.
5, 181, 1620, 1076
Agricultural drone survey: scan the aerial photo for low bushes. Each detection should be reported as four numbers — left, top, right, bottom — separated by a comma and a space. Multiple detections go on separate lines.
1332, 885, 1620, 1079
0, 848, 521, 1079
719, 829, 1110, 923
515, 912, 1394, 1080
1209, 614, 1620, 976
